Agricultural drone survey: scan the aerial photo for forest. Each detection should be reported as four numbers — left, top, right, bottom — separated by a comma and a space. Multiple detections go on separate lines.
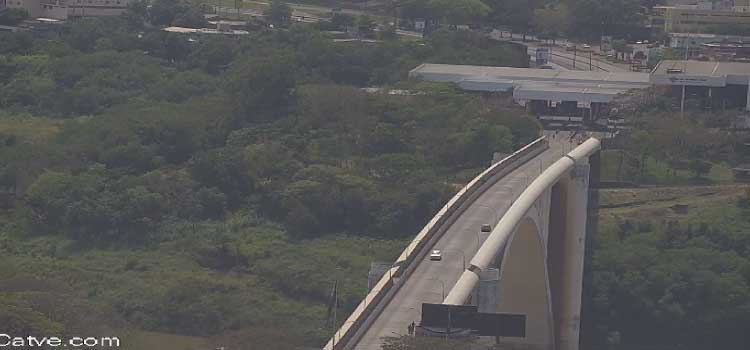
1, 3, 749, 350
0, 13, 536, 350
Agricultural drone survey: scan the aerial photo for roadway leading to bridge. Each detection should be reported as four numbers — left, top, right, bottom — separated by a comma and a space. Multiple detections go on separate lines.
352, 132, 580, 350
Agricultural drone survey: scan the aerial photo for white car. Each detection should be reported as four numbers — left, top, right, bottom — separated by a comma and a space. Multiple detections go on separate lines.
429, 250, 442, 261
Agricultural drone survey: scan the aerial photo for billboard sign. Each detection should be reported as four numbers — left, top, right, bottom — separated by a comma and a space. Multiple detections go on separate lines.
650, 74, 726, 87
536, 48, 550, 66
421, 303, 526, 338
473, 312, 526, 337
421, 303, 477, 328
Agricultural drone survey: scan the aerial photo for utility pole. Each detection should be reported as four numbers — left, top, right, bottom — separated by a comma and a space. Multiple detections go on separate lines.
681, 34, 689, 118
573, 45, 577, 69
332, 280, 338, 350
589, 50, 592, 71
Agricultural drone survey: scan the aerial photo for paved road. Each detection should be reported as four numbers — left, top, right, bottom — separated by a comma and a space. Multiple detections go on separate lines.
489, 31, 629, 72
352, 134, 579, 350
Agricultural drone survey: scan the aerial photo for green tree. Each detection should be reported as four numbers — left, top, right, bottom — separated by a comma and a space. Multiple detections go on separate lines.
227, 53, 297, 121
484, 0, 540, 36
331, 12, 355, 31
148, 0, 182, 26
356, 15, 376, 37
568, 0, 642, 40
147, 0, 205, 27
688, 159, 712, 179
267, 0, 292, 25
188, 38, 237, 73
189, 148, 255, 207
429, 0, 490, 25
0, 8, 29, 26
532, 4, 571, 44
627, 130, 655, 180
402, 0, 490, 26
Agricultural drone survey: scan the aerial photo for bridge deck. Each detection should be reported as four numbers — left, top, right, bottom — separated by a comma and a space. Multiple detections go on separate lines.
353, 132, 576, 350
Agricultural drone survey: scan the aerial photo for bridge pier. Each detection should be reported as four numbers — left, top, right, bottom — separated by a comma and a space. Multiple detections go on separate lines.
555, 164, 590, 350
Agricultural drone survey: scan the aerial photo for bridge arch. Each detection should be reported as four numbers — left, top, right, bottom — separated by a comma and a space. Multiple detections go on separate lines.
496, 217, 553, 349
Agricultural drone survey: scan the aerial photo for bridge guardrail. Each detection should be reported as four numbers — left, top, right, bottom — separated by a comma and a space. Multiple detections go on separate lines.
324, 136, 550, 350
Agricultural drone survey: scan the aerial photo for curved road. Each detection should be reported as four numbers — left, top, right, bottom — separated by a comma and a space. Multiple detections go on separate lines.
352, 133, 579, 350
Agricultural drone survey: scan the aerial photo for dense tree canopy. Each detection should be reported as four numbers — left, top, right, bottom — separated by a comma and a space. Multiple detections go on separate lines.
0, 17, 541, 346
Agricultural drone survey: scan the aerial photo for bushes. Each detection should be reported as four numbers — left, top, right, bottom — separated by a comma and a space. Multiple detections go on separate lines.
591, 198, 750, 350
0, 17, 543, 347
739, 189, 750, 209
23, 170, 228, 243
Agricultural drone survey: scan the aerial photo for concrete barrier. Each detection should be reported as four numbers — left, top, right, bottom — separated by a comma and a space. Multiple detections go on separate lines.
324, 136, 550, 350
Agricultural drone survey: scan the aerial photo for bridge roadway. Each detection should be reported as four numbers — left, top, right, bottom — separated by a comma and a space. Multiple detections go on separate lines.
353, 132, 578, 350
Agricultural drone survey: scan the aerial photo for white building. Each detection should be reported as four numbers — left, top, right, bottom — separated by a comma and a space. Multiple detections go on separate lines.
669, 32, 750, 49
5, 0, 132, 20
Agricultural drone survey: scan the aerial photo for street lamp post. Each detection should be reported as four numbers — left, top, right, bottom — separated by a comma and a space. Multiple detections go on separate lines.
681, 33, 689, 118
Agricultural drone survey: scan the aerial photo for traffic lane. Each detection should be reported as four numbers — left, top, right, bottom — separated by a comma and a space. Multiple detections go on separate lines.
354, 182, 511, 348
353, 146, 565, 350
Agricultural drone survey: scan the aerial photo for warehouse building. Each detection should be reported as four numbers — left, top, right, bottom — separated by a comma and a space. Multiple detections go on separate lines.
409, 63, 650, 120
651, 60, 750, 110
409, 61, 750, 119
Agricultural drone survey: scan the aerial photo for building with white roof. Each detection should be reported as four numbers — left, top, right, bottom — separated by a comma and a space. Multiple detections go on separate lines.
4, 0, 132, 20
651, 60, 750, 110
410, 61, 750, 116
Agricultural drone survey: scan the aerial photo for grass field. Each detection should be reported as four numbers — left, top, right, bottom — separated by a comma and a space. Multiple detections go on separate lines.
600, 149, 736, 185
597, 184, 750, 243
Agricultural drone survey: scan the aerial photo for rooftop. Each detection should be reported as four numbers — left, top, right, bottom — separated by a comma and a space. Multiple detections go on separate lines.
653, 60, 750, 76
409, 64, 651, 103
163, 26, 249, 35
410, 64, 650, 86
669, 32, 750, 40
651, 60, 750, 85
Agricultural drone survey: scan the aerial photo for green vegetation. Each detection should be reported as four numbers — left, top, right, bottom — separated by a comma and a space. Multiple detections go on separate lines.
0, 15, 535, 348
601, 107, 742, 185
0, 8, 29, 26
1, 4, 747, 350
590, 185, 750, 350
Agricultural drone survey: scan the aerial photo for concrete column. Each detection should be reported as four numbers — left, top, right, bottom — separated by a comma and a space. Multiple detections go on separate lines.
496, 219, 552, 349
478, 268, 500, 313
746, 81, 750, 111
556, 165, 590, 350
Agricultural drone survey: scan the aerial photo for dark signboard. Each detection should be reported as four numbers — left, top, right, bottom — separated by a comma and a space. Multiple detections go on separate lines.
473, 312, 526, 338
421, 303, 477, 328
421, 303, 526, 338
